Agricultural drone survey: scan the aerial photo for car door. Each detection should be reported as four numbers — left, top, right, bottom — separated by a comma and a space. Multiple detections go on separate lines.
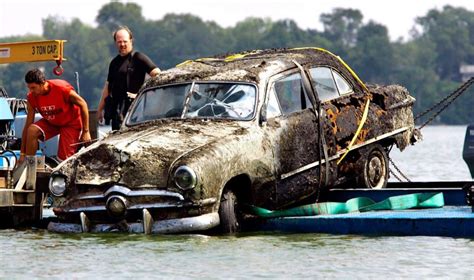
309, 66, 363, 154
261, 71, 327, 208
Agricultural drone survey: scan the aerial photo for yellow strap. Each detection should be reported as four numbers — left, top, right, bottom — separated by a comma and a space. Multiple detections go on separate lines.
196, 57, 219, 62
334, 55, 369, 93
177, 52, 259, 67
176, 57, 216, 67
176, 59, 193, 67
175, 47, 369, 95
176, 50, 267, 67
223, 51, 260, 62
224, 53, 246, 62
337, 98, 370, 165
290, 47, 369, 93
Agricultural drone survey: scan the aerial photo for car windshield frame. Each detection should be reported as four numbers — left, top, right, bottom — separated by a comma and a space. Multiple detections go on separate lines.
125, 81, 258, 126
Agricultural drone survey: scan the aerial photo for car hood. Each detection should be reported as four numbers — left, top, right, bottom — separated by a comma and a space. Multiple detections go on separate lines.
65, 120, 249, 187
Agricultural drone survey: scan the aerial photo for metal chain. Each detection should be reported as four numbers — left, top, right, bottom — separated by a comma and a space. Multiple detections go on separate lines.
386, 78, 474, 183
414, 77, 473, 120
389, 157, 411, 182
415, 77, 474, 129
389, 168, 404, 182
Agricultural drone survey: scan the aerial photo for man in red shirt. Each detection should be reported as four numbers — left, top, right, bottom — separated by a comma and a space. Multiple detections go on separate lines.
19, 68, 91, 162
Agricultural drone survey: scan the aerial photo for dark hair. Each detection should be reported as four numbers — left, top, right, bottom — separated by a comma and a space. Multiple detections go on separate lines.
25, 68, 46, 84
113, 26, 133, 41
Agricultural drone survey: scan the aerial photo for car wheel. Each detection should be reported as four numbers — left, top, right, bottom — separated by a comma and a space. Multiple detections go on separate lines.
356, 144, 388, 189
45, 156, 60, 170
218, 189, 240, 234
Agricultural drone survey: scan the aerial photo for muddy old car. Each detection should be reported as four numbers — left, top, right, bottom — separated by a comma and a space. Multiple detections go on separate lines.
47, 48, 417, 234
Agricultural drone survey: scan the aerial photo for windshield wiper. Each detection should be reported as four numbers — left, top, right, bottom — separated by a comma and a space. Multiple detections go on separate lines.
181, 81, 196, 118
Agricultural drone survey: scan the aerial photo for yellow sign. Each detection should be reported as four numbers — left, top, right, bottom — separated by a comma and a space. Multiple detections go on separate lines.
0, 40, 66, 64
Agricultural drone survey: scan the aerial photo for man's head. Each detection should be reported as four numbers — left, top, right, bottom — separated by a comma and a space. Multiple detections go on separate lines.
113, 26, 133, 56
25, 68, 48, 95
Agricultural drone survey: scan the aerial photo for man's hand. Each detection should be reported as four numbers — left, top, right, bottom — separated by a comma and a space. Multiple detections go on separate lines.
97, 109, 104, 124
18, 154, 26, 165
80, 130, 92, 144
127, 92, 137, 99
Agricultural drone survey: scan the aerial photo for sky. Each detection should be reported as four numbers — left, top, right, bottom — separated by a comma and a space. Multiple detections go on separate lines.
1, 0, 473, 41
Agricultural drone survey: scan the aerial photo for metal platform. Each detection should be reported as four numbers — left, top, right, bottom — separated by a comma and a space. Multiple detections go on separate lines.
0, 168, 50, 228
246, 181, 474, 237
247, 206, 474, 237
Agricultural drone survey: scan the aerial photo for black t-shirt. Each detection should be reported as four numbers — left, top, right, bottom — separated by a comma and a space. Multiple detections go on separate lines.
107, 51, 157, 101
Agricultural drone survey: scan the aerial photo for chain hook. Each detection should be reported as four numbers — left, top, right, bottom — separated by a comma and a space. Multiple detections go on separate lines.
53, 58, 64, 76
53, 41, 64, 76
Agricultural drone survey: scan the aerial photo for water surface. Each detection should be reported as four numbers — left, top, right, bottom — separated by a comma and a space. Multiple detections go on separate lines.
1, 125, 473, 279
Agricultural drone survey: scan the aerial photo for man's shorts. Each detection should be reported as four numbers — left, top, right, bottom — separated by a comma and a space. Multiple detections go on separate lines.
32, 118, 82, 160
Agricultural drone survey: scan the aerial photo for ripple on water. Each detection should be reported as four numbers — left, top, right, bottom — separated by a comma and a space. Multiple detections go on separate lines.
1, 230, 473, 279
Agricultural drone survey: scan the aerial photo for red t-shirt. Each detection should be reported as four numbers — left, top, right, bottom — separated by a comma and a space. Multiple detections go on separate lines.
27, 79, 82, 127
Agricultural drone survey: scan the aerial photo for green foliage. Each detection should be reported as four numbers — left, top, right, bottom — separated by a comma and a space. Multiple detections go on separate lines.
1, 3, 473, 124
96, 1, 145, 32
415, 5, 474, 81
145, 14, 231, 68
260, 19, 310, 49
229, 17, 273, 51
349, 21, 395, 83
320, 8, 363, 55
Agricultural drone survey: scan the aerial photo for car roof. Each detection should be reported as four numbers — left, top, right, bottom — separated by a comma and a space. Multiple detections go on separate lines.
143, 47, 367, 93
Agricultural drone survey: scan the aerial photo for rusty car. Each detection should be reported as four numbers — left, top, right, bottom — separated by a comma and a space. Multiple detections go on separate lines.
47, 48, 417, 234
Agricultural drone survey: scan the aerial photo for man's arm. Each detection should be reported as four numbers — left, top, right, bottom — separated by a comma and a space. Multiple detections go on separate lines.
69, 90, 91, 142
127, 68, 161, 99
96, 82, 109, 123
136, 51, 160, 78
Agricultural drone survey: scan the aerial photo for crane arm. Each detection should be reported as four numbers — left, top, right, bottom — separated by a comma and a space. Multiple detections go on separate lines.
0, 40, 66, 75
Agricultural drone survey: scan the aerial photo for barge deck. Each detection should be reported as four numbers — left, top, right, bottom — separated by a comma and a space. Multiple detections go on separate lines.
246, 181, 474, 237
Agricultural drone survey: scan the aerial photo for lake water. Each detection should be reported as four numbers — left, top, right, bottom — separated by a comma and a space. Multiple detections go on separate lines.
1, 125, 473, 279
389, 125, 472, 182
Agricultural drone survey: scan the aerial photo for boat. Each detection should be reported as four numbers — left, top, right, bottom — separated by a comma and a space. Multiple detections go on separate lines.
463, 124, 474, 178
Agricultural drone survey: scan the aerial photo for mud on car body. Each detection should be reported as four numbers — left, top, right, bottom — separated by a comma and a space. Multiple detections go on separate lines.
48, 48, 417, 234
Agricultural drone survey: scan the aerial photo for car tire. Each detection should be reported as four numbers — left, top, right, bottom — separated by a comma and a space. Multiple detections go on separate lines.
218, 189, 240, 234
356, 144, 389, 189
45, 156, 60, 170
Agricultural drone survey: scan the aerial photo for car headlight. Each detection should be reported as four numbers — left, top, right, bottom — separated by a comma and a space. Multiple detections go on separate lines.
49, 173, 67, 197
174, 166, 197, 190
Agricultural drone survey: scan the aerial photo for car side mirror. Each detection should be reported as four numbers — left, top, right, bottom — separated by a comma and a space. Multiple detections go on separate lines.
259, 103, 267, 125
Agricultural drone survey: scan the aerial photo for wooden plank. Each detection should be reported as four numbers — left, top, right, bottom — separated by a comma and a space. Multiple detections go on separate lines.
14, 168, 26, 191
0, 190, 13, 206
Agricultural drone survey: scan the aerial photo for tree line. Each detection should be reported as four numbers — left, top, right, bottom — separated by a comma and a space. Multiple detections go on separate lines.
1, 2, 473, 124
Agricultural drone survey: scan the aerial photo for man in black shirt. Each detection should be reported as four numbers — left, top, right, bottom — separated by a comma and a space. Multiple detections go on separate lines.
97, 26, 160, 130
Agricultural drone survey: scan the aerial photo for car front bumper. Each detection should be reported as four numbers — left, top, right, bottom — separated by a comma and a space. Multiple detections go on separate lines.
47, 211, 220, 234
